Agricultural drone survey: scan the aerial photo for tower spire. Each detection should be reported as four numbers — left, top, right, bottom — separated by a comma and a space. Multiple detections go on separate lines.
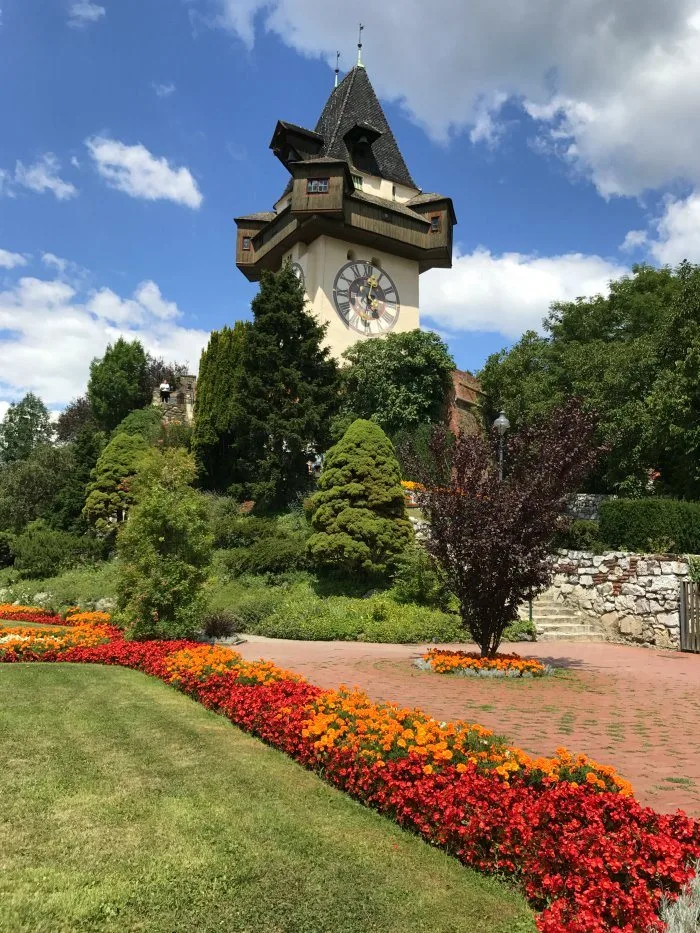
357, 23, 364, 67
334, 50, 340, 87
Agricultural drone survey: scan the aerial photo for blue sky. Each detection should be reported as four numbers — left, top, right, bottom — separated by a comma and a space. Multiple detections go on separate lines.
2, 0, 700, 414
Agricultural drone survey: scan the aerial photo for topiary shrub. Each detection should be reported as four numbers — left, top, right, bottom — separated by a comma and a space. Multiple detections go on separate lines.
599, 498, 700, 553
307, 419, 412, 578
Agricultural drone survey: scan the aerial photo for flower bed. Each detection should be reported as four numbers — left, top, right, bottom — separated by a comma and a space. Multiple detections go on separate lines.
418, 648, 550, 678
1, 606, 698, 932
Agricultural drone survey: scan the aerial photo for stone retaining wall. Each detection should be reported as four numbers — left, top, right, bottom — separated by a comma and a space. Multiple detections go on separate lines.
551, 551, 689, 649
564, 493, 612, 522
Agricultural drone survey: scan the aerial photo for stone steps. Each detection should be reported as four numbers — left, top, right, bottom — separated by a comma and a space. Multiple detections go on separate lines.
520, 590, 607, 642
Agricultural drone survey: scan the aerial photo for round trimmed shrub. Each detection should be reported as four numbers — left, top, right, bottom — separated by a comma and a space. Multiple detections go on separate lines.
307, 419, 412, 577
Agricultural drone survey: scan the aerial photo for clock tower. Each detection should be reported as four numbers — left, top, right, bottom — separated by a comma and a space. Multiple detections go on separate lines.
234, 60, 456, 359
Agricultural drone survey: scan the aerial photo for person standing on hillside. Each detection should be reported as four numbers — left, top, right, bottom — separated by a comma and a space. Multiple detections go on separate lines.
159, 380, 171, 404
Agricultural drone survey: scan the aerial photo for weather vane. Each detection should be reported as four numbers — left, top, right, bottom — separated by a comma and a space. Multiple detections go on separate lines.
357, 23, 364, 67
335, 50, 340, 87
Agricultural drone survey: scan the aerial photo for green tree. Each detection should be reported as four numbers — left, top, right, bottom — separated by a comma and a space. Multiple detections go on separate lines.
0, 444, 75, 533
230, 263, 339, 509
116, 449, 212, 640
307, 419, 412, 577
87, 338, 151, 432
82, 432, 149, 535
55, 396, 95, 443
112, 406, 163, 443
340, 329, 455, 437
191, 322, 250, 490
0, 393, 53, 464
52, 425, 107, 532
479, 264, 686, 496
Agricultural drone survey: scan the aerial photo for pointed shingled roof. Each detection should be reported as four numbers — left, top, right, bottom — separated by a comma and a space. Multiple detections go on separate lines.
313, 66, 416, 189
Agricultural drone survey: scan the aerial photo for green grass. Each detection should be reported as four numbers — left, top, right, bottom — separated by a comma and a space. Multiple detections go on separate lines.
0, 665, 536, 933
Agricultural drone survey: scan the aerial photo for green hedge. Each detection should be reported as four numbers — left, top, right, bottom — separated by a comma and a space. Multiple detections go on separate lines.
599, 498, 700, 554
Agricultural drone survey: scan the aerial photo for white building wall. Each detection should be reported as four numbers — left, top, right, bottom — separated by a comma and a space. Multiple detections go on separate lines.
284, 235, 420, 360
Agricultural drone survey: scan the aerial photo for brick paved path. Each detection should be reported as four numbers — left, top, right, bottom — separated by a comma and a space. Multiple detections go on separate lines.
236, 636, 700, 815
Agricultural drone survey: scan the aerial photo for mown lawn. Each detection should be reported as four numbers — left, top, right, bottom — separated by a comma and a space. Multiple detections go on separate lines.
0, 664, 536, 933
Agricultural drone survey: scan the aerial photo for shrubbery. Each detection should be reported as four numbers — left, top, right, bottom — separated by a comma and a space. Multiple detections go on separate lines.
208, 501, 311, 576
389, 544, 453, 611
12, 521, 102, 579
116, 449, 212, 640
0, 531, 14, 569
307, 419, 412, 577
206, 573, 463, 644
551, 518, 605, 553
599, 498, 700, 553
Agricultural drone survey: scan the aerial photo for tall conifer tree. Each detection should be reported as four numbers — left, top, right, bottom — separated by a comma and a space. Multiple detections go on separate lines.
192, 322, 250, 491
232, 263, 339, 509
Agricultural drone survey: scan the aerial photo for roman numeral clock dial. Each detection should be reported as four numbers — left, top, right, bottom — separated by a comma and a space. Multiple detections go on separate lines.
332, 261, 400, 335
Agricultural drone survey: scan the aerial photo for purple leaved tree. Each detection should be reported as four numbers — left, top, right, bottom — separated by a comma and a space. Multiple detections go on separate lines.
410, 400, 601, 657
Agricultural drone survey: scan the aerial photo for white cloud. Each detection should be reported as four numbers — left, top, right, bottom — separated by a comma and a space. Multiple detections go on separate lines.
0, 249, 28, 270
85, 137, 203, 209
0, 268, 208, 407
637, 191, 700, 266
421, 247, 627, 337
12, 154, 78, 200
202, 0, 700, 198
68, 1, 106, 28
153, 82, 176, 98
620, 230, 649, 253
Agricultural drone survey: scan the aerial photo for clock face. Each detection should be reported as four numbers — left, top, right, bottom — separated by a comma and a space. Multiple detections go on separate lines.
290, 261, 305, 291
332, 261, 400, 335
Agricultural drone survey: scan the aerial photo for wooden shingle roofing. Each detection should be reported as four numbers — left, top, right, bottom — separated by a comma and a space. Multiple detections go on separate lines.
313, 66, 416, 188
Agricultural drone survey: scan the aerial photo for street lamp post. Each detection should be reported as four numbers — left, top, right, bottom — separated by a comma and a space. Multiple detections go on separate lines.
492, 410, 510, 482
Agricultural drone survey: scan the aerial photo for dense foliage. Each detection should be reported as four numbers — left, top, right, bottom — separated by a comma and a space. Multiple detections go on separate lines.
12, 521, 101, 579
191, 322, 249, 491
411, 401, 600, 656
599, 498, 700, 554
115, 449, 212, 640
480, 263, 700, 498
83, 432, 149, 534
55, 396, 95, 443
228, 264, 339, 508
87, 338, 152, 432
307, 419, 412, 577
338, 329, 455, 437
0, 393, 53, 464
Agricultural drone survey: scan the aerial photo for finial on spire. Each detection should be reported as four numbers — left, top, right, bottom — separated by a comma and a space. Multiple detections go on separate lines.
357, 23, 364, 67
334, 50, 340, 87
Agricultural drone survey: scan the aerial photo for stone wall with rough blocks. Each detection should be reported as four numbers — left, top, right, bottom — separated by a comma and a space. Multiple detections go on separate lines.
550, 551, 689, 649
152, 374, 197, 426
564, 493, 612, 521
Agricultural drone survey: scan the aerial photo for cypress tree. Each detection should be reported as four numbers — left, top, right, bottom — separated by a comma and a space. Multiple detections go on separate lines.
231, 263, 339, 509
307, 418, 413, 577
191, 322, 249, 491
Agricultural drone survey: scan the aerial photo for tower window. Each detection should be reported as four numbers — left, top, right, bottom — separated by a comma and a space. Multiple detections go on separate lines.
430, 215, 441, 232
351, 173, 363, 189
242, 236, 252, 251
307, 178, 329, 194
